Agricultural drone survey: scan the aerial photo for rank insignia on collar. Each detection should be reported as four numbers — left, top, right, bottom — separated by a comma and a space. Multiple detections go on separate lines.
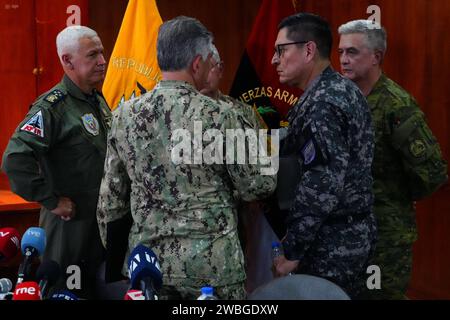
81, 113, 99, 136
44, 89, 65, 104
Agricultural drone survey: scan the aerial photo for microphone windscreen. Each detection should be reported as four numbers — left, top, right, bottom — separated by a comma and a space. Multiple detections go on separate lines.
48, 290, 79, 301
0, 228, 21, 262
127, 244, 162, 290
21, 227, 46, 256
36, 260, 61, 286
0, 278, 13, 293
12, 281, 41, 300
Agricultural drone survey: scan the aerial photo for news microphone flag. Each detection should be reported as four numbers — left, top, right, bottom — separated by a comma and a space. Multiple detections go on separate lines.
124, 289, 145, 300
49, 290, 78, 301
12, 282, 41, 300
17, 227, 46, 283
21, 227, 46, 256
0, 227, 20, 262
102, 0, 163, 110
127, 244, 162, 290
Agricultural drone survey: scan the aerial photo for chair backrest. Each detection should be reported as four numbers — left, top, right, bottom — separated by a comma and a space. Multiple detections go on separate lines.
247, 274, 351, 300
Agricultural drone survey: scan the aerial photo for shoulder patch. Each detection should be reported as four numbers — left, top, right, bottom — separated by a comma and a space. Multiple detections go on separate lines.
44, 89, 65, 104
409, 139, 426, 158
21, 110, 45, 137
302, 139, 316, 165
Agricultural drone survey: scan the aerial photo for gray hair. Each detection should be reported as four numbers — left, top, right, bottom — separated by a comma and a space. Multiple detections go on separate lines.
157, 16, 213, 71
210, 44, 221, 64
338, 19, 387, 54
56, 25, 99, 59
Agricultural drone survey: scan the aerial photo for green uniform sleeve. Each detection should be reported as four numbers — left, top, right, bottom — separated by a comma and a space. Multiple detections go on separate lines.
96, 113, 131, 248
221, 105, 277, 202
1, 106, 59, 210
390, 107, 448, 200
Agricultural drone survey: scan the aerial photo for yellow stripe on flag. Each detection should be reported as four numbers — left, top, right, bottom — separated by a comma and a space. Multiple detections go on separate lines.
102, 0, 163, 110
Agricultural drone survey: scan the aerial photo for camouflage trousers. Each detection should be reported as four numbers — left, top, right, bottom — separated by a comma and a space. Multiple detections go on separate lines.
158, 282, 246, 300
356, 244, 413, 300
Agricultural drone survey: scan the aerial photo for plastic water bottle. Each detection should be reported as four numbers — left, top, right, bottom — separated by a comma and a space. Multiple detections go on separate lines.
271, 241, 293, 275
271, 241, 283, 260
197, 286, 218, 300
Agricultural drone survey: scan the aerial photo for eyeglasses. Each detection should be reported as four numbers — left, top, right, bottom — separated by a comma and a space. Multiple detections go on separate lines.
274, 41, 310, 58
211, 60, 224, 71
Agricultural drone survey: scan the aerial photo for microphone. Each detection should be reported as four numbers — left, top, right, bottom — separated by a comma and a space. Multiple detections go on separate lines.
0, 278, 13, 300
0, 227, 21, 262
12, 281, 41, 300
36, 259, 61, 299
127, 244, 163, 300
17, 227, 46, 283
124, 289, 145, 300
48, 290, 78, 301
0, 278, 12, 293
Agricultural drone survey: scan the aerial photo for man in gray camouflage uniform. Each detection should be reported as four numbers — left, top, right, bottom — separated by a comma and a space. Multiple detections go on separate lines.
271, 13, 376, 298
96, 16, 276, 300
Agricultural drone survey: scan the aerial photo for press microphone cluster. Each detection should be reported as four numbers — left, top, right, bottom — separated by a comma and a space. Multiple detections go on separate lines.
0, 226, 66, 301
127, 244, 163, 300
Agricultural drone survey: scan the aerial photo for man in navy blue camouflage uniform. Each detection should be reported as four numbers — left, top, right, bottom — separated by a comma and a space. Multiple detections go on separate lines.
271, 13, 376, 298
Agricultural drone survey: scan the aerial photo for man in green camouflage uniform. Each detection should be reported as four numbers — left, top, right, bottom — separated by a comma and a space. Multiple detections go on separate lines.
96, 16, 276, 300
338, 20, 448, 299
2, 26, 111, 298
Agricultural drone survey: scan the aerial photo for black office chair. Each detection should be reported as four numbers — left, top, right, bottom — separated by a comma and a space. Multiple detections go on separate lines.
247, 274, 351, 300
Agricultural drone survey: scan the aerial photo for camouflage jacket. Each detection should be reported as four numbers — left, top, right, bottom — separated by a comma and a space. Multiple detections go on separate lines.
97, 80, 276, 288
281, 67, 376, 262
367, 74, 447, 245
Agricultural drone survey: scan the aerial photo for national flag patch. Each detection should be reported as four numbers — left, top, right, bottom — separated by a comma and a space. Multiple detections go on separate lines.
302, 139, 316, 165
20, 110, 44, 137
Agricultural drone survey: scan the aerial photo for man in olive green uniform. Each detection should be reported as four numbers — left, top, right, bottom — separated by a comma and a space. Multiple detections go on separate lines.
97, 17, 276, 300
338, 20, 448, 299
2, 26, 111, 299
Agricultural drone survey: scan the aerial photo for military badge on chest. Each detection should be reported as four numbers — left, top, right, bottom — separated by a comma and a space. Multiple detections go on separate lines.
81, 113, 100, 136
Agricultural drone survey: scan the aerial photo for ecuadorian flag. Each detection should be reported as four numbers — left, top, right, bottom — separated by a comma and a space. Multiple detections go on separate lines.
102, 0, 163, 110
